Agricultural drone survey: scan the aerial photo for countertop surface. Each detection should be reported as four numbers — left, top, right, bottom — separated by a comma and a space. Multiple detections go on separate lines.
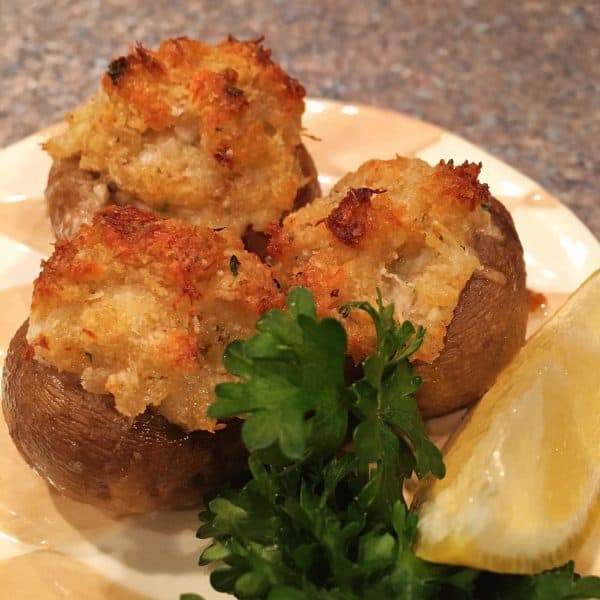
1, 0, 598, 237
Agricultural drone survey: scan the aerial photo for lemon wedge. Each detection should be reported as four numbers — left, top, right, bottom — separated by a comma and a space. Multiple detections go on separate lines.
415, 268, 600, 574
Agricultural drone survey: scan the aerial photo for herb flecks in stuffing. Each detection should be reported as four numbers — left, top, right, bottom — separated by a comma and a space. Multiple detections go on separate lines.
229, 255, 241, 277
191, 288, 600, 600
106, 56, 129, 84
225, 85, 245, 97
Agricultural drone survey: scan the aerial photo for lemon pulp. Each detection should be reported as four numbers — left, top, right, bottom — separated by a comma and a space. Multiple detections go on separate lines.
415, 269, 600, 574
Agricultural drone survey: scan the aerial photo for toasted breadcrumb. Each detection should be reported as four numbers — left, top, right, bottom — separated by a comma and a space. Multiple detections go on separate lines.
44, 36, 309, 236
269, 157, 492, 363
28, 206, 283, 431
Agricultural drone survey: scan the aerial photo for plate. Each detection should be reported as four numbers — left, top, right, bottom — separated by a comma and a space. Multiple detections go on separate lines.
0, 99, 599, 598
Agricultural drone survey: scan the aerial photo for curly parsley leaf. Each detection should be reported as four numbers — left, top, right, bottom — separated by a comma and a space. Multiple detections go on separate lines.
209, 288, 349, 461
475, 561, 600, 599
342, 291, 444, 522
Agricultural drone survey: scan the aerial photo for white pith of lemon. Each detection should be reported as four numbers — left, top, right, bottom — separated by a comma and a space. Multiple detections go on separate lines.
415, 269, 600, 574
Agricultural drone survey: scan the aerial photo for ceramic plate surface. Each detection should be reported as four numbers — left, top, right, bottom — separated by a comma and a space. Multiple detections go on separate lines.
1, 99, 599, 598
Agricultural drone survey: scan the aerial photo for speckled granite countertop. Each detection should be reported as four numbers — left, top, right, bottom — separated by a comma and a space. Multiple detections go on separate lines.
1, 0, 597, 237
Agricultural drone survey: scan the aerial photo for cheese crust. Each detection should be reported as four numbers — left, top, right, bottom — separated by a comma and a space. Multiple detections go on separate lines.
44, 36, 309, 236
269, 158, 492, 363
28, 206, 283, 431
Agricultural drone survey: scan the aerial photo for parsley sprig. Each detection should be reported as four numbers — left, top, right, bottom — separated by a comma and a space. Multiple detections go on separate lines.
190, 288, 600, 599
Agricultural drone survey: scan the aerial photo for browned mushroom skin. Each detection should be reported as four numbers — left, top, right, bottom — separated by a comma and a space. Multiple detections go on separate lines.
291, 143, 321, 211
242, 143, 321, 259
45, 158, 110, 242
2, 322, 248, 514
413, 196, 528, 417
268, 157, 528, 419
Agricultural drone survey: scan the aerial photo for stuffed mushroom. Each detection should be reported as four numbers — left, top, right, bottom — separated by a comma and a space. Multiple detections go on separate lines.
2, 206, 283, 512
268, 157, 528, 417
44, 36, 320, 242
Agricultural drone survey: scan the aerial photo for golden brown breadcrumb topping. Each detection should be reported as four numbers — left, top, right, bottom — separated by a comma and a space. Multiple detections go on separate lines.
269, 157, 493, 363
44, 36, 309, 235
325, 187, 387, 247
28, 206, 283, 431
